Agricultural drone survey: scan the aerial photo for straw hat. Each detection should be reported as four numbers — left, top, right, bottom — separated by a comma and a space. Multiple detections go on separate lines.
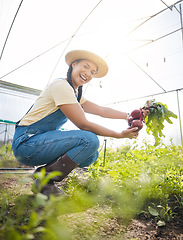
65, 50, 108, 78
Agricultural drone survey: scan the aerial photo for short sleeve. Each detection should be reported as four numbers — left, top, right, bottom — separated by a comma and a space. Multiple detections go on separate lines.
49, 79, 78, 106
80, 95, 87, 105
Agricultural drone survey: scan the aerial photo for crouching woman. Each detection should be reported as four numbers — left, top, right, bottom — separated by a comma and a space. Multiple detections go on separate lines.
12, 50, 139, 196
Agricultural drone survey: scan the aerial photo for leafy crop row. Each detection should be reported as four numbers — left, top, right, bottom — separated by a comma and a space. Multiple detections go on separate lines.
90, 140, 183, 225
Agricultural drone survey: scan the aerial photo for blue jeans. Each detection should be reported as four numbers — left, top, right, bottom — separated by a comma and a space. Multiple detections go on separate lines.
12, 109, 100, 168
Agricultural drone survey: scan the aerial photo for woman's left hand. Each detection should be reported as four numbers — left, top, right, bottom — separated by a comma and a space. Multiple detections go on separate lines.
121, 127, 139, 139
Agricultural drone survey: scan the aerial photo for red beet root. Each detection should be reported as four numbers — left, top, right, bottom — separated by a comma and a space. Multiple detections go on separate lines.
131, 109, 142, 119
131, 119, 143, 131
128, 117, 133, 126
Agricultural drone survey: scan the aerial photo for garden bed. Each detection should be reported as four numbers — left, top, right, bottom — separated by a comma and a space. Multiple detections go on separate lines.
0, 171, 183, 239
0, 142, 183, 239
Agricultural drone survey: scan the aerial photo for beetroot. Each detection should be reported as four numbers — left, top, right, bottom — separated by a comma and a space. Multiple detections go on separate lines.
128, 117, 133, 126
131, 119, 143, 131
131, 109, 142, 120
128, 109, 145, 130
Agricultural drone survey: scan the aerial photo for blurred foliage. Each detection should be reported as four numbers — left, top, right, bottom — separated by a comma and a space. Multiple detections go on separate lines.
0, 143, 26, 168
0, 143, 20, 168
0, 140, 183, 239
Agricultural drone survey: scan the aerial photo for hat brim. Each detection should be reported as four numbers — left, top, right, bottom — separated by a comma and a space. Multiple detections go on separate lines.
65, 50, 108, 78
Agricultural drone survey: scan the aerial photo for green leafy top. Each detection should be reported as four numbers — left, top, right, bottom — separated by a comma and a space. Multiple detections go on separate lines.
142, 99, 177, 146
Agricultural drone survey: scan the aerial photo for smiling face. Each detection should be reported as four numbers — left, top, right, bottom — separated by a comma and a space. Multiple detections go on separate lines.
71, 59, 98, 89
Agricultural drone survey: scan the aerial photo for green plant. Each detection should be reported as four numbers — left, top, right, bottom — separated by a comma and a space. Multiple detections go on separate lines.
31, 168, 62, 194
148, 203, 175, 226
89, 141, 183, 223
142, 99, 177, 146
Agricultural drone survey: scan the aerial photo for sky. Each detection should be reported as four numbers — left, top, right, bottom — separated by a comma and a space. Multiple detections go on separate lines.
0, 0, 183, 147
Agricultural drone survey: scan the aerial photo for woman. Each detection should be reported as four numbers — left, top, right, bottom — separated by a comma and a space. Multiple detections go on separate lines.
12, 50, 145, 196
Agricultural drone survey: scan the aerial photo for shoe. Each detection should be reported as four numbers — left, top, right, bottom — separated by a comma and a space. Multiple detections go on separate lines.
35, 153, 78, 182
33, 153, 78, 197
34, 179, 67, 197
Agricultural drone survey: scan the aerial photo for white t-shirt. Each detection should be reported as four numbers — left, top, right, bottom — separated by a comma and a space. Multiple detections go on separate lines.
19, 79, 87, 126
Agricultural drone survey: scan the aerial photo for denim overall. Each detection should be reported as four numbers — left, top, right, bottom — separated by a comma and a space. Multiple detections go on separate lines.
12, 108, 99, 168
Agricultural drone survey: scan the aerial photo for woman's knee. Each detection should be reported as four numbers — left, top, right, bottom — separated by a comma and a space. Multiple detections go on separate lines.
85, 131, 100, 151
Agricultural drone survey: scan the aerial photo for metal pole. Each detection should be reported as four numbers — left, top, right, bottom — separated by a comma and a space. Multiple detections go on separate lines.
103, 138, 107, 167
179, 4, 183, 46
0, 0, 24, 61
4, 124, 7, 145
176, 90, 183, 146
178, 4, 183, 146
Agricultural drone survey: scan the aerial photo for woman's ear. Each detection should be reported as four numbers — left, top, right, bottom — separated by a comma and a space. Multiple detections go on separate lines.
72, 61, 77, 69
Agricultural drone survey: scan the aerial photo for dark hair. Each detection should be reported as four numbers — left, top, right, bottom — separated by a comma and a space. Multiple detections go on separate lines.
66, 61, 83, 103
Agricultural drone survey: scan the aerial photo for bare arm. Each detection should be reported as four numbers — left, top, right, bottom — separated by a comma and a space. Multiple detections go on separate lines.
82, 100, 150, 119
82, 100, 128, 120
59, 103, 138, 139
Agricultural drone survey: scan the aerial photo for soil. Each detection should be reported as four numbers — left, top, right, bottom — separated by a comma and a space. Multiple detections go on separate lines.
125, 214, 183, 240
1, 169, 183, 240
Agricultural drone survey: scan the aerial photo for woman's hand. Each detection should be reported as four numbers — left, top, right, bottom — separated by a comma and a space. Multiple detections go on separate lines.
120, 127, 139, 139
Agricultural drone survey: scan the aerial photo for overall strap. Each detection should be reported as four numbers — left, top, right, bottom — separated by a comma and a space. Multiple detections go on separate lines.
15, 105, 33, 128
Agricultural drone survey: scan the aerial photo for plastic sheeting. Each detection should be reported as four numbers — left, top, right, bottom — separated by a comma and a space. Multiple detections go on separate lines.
0, 0, 183, 146
0, 82, 39, 141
